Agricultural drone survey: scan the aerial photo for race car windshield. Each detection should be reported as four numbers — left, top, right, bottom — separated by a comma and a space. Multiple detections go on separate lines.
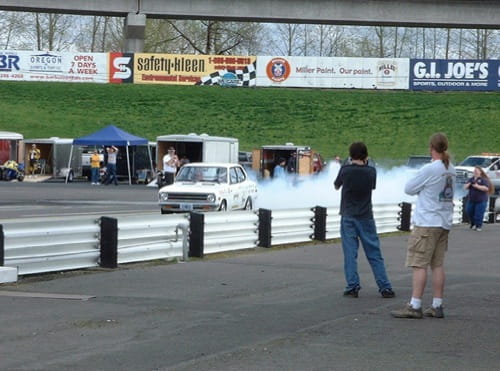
176, 167, 228, 183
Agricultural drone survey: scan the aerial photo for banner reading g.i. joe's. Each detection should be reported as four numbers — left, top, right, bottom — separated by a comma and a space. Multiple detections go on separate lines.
256, 56, 409, 89
410, 59, 499, 91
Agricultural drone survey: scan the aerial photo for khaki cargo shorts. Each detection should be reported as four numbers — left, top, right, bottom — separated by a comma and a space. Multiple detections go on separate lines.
405, 226, 449, 268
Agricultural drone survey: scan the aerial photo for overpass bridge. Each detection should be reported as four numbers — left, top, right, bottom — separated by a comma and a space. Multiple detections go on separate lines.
1, 0, 499, 52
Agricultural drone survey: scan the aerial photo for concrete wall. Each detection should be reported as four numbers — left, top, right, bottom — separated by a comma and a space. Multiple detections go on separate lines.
0, 0, 499, 28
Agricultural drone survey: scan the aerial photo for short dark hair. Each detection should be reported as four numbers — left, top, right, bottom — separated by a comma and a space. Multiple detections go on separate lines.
349, 142, 368, 160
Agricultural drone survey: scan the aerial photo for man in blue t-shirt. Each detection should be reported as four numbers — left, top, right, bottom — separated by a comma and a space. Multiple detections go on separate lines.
334, 142, 395, 299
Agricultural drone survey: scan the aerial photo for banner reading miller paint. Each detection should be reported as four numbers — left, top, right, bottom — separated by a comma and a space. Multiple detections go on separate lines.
131, 53, 257, 86
410, 59, 499, 91
0, 50, 108, 83
256, 56, 409, 89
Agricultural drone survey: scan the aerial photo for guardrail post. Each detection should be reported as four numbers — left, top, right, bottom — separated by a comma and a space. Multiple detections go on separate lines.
189, 212, 204, 258
100, 217, 118, 268
487, 196, 496, 224
312, 206, 327, 241
397, 202, 412, 232
0, 225, 4, 266
258, 209, 272, 248
462, 197, 469, 224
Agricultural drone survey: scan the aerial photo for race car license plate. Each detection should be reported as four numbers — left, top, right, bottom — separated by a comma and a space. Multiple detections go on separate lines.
180, 203, 193, 211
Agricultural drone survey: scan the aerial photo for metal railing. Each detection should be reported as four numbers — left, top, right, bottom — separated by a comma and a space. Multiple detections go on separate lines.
203, 211, 258, 254
117, 214, 188, 264
2, 215, 100, 275
0, 200, 472, 277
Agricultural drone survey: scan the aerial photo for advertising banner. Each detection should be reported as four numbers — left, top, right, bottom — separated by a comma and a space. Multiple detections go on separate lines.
410, 59, 499, 91
0, 50, 108, 83
109, 52, 135, 83
256, 56, 409, 89
130, 53, 257, 86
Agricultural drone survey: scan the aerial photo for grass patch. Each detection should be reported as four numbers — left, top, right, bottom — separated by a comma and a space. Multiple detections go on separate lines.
0, 81, 498, 163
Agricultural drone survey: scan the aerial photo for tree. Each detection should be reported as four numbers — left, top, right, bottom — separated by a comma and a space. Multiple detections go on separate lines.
148, 20, 264, 55
29, 13, 77, 51
0, 11, 30, 49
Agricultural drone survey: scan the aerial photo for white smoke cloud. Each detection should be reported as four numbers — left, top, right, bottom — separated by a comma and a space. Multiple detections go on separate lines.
255, 162, 419, 210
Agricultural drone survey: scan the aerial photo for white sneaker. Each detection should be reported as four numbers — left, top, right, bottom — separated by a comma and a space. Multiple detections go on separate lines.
475, 227, 482, 232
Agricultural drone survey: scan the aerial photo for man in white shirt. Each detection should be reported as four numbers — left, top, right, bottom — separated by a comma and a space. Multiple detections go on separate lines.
162, 147, 179, 185
104, 146, 119, 186
391, 133, 456, 319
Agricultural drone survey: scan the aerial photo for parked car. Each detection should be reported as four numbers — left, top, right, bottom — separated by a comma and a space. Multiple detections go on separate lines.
407, 155, 432, 168
455, 153, 500, 193
158, 163, 257, 214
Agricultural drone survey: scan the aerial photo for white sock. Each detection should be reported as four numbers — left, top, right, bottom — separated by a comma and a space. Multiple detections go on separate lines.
432, 298, 443, 308
410, 297, 422, 309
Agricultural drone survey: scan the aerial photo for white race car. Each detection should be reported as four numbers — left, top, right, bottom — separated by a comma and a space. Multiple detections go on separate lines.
158, 163, 258, 213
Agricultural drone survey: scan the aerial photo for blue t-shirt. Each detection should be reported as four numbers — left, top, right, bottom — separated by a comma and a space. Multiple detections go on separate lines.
467, 176, 490, 203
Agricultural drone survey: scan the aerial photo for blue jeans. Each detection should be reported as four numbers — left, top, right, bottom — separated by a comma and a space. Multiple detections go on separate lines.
106, 163, 118, 185
466, 200, 488, 228
340, 216, 392, 292
91, 167, 99, 184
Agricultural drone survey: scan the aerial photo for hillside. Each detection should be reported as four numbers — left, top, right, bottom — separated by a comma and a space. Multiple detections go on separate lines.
0, 81, 498, 164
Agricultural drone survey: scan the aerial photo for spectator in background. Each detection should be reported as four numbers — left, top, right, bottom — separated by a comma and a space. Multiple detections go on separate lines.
162, 147, 179, 185
464, 166, 494, 231
90, 149, 101, 185
273, 158, 287, 179
28, 144, 41, 176
104, 146, 119, 186
179, 155, 190, 167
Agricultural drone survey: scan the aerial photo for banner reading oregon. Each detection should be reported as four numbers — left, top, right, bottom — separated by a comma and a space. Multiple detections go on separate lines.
133, 54, 257, 86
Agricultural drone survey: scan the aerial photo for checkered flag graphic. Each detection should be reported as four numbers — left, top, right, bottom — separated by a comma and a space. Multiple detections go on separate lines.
196, 61, 256, 87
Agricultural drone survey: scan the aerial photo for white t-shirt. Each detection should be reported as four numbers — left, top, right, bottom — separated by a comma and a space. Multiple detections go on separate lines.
405, 159, 456, 230
107, 151, 117, 165
163, 154, 177, 173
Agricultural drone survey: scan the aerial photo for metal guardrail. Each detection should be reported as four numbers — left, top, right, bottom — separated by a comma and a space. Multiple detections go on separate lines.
2, 216, 100, 275
203, 211, 258, 254
271, 208, 315, 245
0, 200, 474, 277
117, 214, 188, 264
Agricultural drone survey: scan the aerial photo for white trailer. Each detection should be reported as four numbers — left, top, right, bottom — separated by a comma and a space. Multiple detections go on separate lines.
0, 131, 23, 164
156, 134, 239, 170
23, 137, 82, 181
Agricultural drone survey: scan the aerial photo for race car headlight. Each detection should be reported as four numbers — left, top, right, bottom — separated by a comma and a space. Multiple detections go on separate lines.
207, 193, 216, 202
159, 193, 168, 201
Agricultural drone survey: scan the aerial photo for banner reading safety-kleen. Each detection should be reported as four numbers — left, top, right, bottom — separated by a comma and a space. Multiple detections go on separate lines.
256, 56, 409, 89
132, 54, 256, 86
0, 50, 108, 83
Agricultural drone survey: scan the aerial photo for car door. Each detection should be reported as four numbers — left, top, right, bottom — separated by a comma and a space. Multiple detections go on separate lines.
229, 167, 240, 210
235, 166, 249, 209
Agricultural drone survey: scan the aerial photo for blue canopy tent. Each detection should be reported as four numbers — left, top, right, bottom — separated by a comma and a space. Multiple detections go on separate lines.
66, 125, 153, 184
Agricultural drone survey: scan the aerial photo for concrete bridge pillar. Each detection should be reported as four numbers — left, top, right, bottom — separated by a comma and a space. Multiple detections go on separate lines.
124, 12, 146, 53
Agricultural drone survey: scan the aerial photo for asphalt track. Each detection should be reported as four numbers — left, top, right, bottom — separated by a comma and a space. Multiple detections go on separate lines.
0, 181, 499, 370
0, 181, 159, 218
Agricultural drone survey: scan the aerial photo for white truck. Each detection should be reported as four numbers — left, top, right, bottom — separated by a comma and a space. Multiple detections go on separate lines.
455, 153, 500, 194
